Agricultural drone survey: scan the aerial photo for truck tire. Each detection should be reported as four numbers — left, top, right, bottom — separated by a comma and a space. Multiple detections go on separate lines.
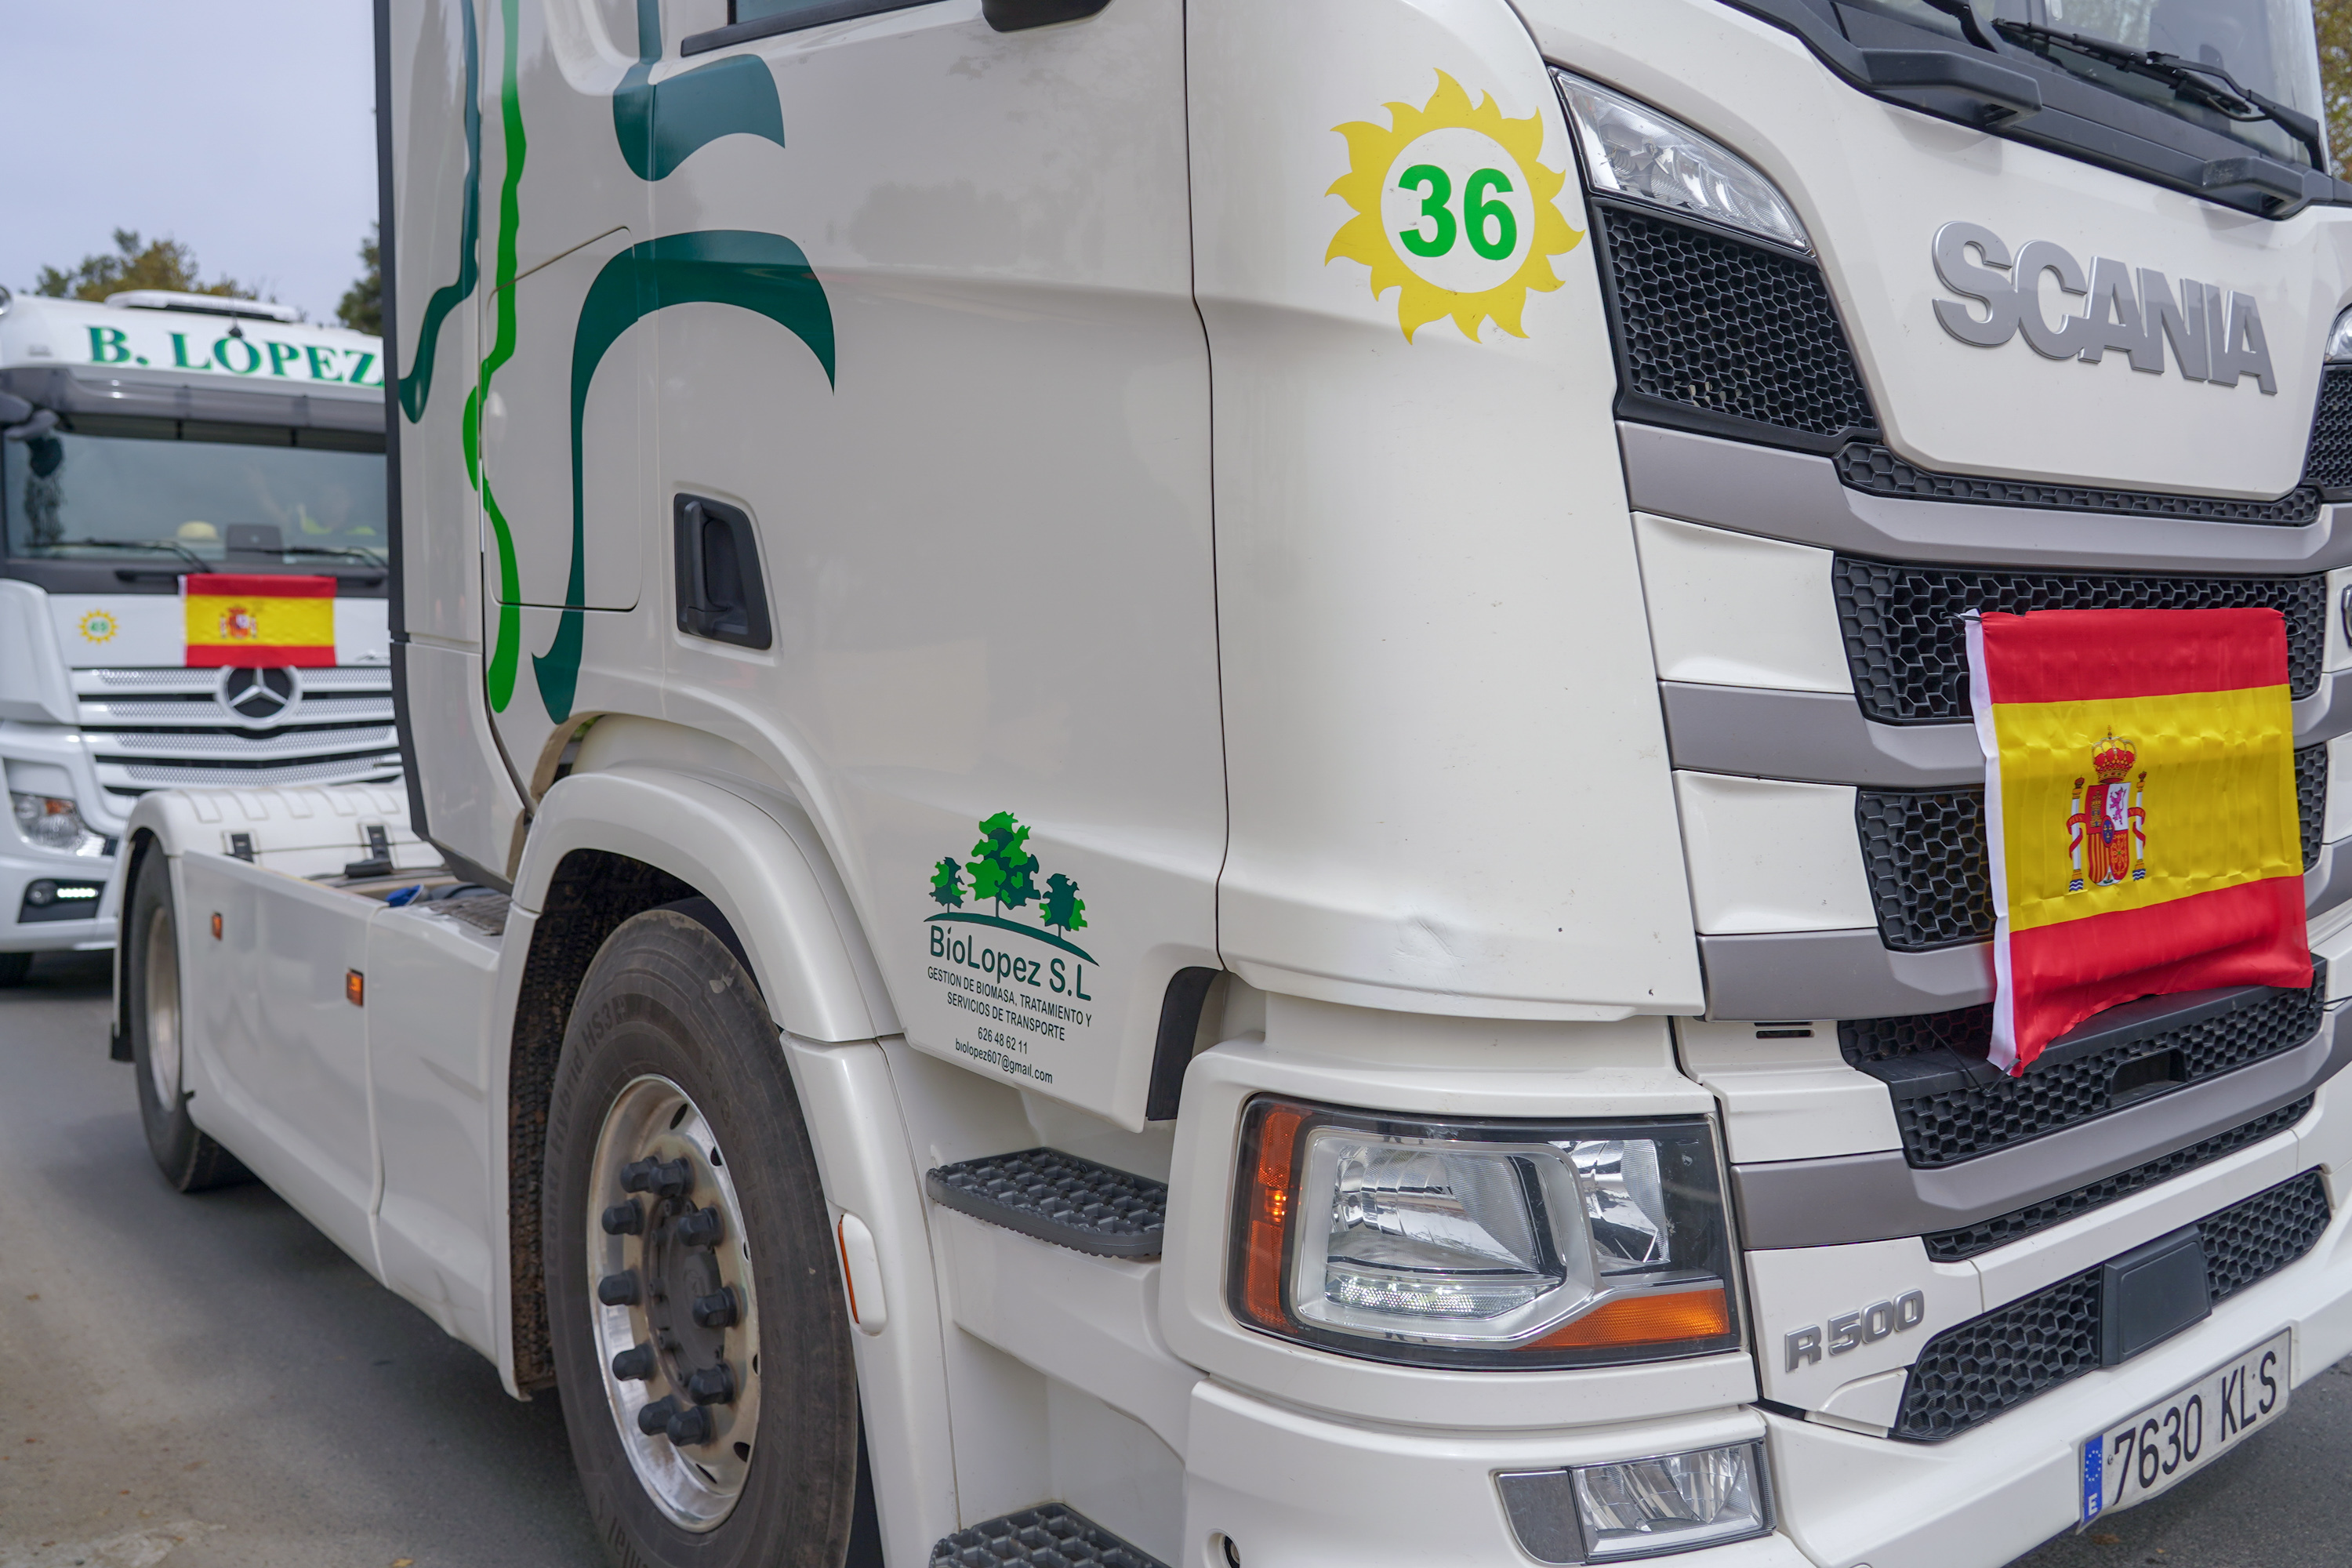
0, 953, 30, 987
124, 847, 249, 1192
544, 909, 862, 1568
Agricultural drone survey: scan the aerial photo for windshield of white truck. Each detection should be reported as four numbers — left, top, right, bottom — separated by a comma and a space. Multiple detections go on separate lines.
1844, 0, 2326, 171
2, 414, 387, 568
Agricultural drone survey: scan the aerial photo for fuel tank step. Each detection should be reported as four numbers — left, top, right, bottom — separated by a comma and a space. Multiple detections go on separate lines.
931, 1502, 1167, 1568
924, 1148, 1166, 1259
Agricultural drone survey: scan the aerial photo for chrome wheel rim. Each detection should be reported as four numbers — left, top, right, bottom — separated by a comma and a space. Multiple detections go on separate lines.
143, 902, 180, 1110
587, 1075, 761, 1531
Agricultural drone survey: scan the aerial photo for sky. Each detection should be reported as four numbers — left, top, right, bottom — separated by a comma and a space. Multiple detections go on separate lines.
0, 2, 378, 325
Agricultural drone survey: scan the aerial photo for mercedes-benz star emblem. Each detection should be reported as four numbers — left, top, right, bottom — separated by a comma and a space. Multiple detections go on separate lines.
218, 666, 301, 725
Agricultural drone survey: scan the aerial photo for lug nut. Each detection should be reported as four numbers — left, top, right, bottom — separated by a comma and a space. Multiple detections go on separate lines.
597, 1271, 641, 1307
691, 1287, 739, 1329
636, 1395, 682, 1436
621, 1157, 694, 1200
675, 1208, 724, 1249
666, 1404, 715, 1445
685, 1363, 735, 1405
612, 1343, 656, 1381
602, 1200, 644, 1236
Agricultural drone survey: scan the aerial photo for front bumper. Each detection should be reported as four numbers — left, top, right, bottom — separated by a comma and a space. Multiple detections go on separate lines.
1769, 1186, 2352, 1568
0, 840, 118, 953
1174, 1187, 2352, 1568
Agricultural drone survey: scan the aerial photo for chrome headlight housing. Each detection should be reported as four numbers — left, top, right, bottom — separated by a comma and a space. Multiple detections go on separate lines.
1229, 1098, 1740, 1368
1553, 70, 1809, 253
11, 793, 107, 857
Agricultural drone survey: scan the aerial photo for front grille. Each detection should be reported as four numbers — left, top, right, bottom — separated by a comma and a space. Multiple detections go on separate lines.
1831, 557, 2326, 726
1840, 967, 2325, 1168
1835, 443, 2321, 525
1895, 1171, 2331, 1440
2305, 365, 2352, 493
1592, 201, 1875, 445
1922, 1098, 2312, 1261
116, 754, 405, 789
1856, 745, 2325, 954
71, 666, 401, 797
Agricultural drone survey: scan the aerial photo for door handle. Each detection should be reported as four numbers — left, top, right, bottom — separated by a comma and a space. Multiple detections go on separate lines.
672, 494, 773, 651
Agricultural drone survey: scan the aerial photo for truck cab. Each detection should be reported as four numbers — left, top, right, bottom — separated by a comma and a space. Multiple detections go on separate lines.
0, 289, 393, 981
108, 2, 2352, 1566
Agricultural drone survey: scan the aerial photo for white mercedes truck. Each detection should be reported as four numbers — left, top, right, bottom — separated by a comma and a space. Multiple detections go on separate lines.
110, 2, 2352, 1566
0, 288, 393, 984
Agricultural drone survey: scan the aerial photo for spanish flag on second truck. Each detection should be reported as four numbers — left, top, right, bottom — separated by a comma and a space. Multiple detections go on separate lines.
1967, 607, 2311, 1073
183, 574, 337, 668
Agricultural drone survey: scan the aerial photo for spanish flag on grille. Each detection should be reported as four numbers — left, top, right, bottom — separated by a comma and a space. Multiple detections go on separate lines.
1967, 607, 2310, 1073
183, 574, 337, 668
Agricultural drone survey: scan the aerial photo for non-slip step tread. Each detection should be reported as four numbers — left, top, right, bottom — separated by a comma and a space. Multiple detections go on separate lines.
931, 1503, 1167, 1568
925, 1148, 1166, 1259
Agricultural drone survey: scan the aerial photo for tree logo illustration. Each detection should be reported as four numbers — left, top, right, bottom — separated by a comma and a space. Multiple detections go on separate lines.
967, 811, 1041, 916
1041, 873, 1087, 935
922, 810, 1095, 963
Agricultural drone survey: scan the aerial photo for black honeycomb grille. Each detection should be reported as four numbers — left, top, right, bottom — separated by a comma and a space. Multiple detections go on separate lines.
1836, 443, 2321, 525
1855, 790, 1992, 951
2305, 366, 2352, 493
1856, 745, 2325, 954
1830, 557, 2326, 726
1895, 1171, 2331, 1441
1922, 1098, 2312, 1261
1840, 966, 2325, 1168
1594, 201, 1875, 441
2204, 1169, 2335, 1301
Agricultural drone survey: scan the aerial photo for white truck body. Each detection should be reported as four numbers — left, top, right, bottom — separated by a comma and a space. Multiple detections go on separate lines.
0, 292, 394, 964
109, 2, 2352, 1566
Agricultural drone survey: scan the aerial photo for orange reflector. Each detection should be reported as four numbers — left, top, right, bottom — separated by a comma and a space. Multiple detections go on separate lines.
1530, 1286, 1731, 1351
209, 913, 223, 941
1240, 1102, 1306, 1330
345, 970, 365, 1007
837, 1218, 862, 1325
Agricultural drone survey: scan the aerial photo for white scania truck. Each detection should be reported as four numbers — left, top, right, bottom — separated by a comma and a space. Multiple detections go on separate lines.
108, 2, 2352, 1566
0, 289, 393, 983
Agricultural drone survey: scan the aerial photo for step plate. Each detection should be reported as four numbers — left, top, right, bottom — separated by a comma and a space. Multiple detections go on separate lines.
925, 1148, 1167, 1259
932, 1503, 1168, 1568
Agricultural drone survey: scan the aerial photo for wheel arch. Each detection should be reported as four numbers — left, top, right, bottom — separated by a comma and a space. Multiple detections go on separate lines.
498, 764, 899, 1392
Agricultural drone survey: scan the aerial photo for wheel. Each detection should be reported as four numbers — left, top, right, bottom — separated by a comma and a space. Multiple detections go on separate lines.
0, 952, 31, 987
124, 847, 249, 1192
545, 908, 862, 1568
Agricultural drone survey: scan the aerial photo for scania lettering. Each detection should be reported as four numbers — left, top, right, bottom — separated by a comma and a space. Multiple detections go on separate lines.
0, 287, 394, 984
108, 3, 2352, 1567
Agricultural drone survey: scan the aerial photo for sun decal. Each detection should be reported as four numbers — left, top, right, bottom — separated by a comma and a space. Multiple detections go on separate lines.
1326, 71, 1584, 343
78, 609, 118, 644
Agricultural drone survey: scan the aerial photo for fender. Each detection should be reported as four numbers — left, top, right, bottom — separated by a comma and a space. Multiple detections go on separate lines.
513, 764, 892, 1041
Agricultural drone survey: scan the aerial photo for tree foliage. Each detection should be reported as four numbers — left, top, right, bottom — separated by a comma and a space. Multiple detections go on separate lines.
930, 856, 966, 909
1040, 873, 1087, 935
2321, 0, 2352, 176
338, 224, 383, 336
34, 229, 252, 303
967, 811, 1041, 915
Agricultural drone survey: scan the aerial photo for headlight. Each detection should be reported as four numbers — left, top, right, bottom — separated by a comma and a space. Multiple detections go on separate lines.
1552, 69, 1810, 253
1500, 1442, 1773, 1563
11, 793, 107, 857
2327, 303, 2352, 364
1229, 1098, 1740, 1368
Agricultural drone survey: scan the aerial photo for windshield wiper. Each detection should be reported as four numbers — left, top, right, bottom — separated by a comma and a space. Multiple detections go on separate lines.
281, 543, 388, 568
1994, 19, 2326, 170
61, 538, 208, 570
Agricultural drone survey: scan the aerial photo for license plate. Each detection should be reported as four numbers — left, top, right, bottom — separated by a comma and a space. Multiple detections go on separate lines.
2080, 1330, 2291, 1525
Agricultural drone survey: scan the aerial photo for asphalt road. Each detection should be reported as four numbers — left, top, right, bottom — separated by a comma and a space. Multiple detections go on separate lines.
1, 950, 2346, 1568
